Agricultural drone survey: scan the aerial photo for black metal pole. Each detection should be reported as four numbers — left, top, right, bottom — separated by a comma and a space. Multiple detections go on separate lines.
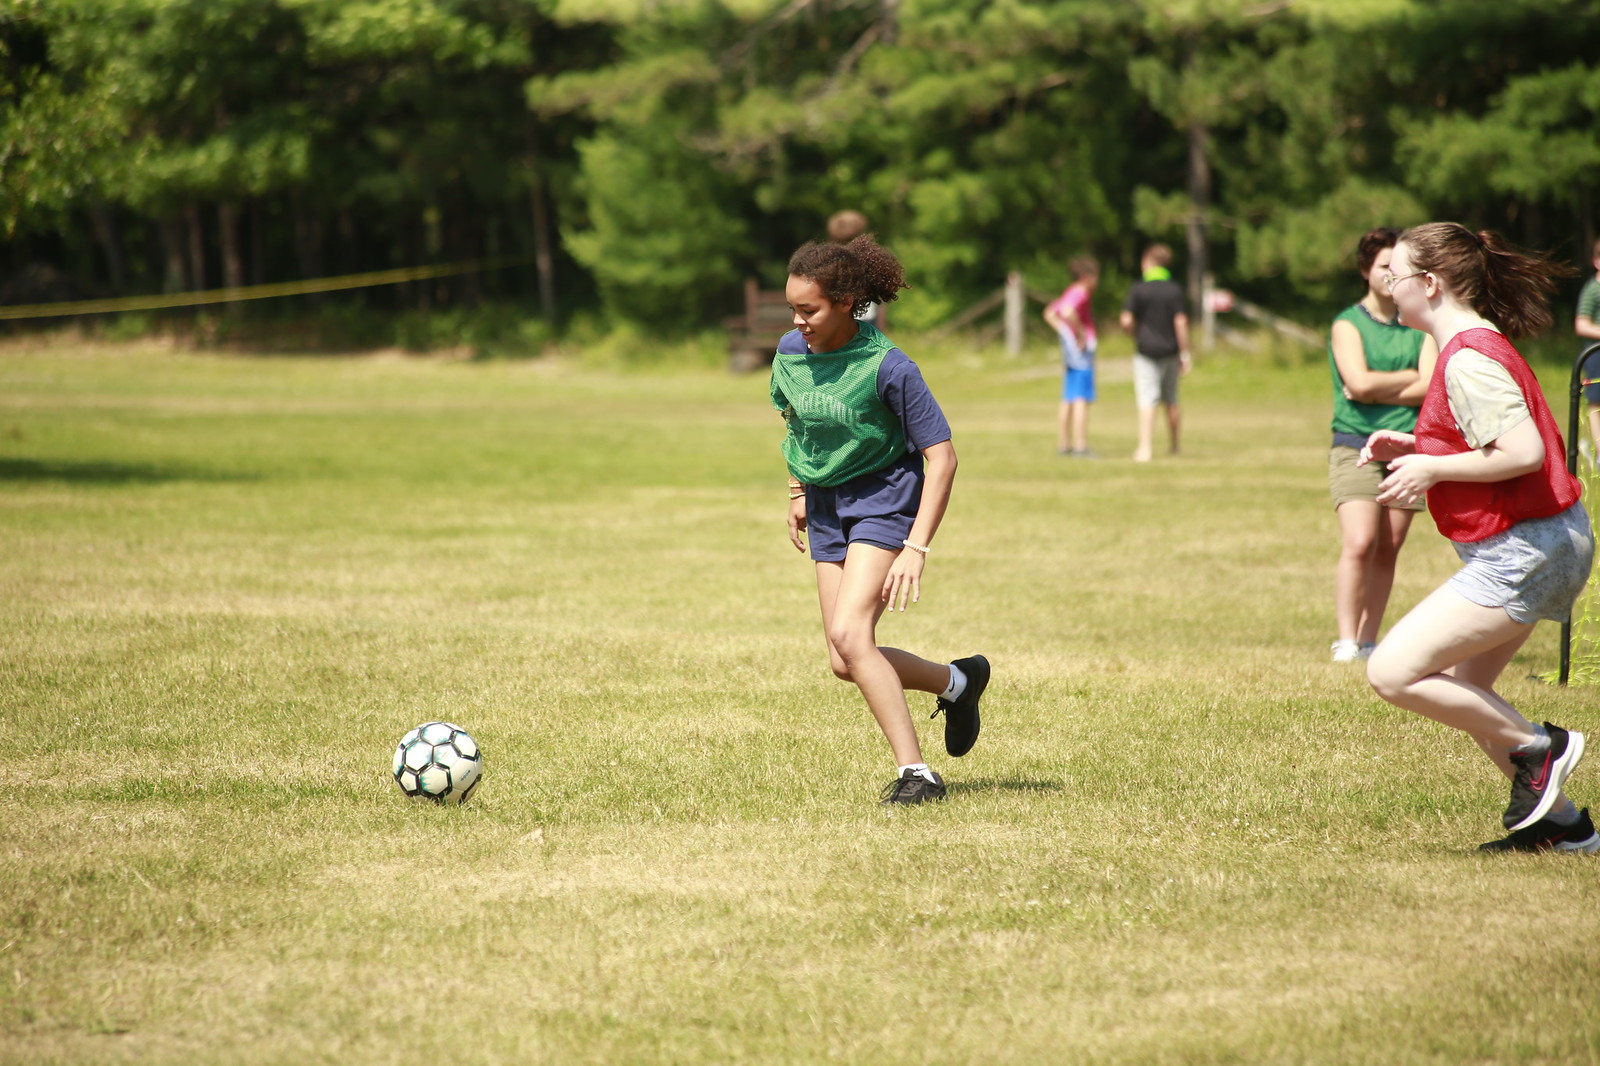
1560, 342, 1600, 686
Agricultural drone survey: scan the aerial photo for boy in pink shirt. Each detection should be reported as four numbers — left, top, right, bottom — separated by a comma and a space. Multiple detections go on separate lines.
1043, 256, 1100, 457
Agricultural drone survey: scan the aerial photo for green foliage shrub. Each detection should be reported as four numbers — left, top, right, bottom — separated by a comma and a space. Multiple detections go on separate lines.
565, 130, 751, 331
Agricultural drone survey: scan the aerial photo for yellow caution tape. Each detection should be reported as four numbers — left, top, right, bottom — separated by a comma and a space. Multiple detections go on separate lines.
0, 255, 533, 321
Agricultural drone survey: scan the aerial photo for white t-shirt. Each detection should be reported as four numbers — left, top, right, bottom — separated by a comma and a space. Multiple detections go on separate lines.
1445, 350, 1530, 449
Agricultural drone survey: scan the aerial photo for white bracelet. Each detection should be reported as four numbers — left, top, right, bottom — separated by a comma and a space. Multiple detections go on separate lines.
901, 539, 931, 555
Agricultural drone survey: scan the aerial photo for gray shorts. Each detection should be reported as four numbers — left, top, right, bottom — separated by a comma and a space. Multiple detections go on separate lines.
1133, 353, 1180, 408
1449, 501, 1596, 623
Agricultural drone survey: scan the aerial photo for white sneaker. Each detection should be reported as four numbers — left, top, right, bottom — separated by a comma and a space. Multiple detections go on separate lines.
1330, 639, 1361, 662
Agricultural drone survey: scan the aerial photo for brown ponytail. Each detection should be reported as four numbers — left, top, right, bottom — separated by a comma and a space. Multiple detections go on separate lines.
788, 235, 910, 319
1399, 222, 1576, 339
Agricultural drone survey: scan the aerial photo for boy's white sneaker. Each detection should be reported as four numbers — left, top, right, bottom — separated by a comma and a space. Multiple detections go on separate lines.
1330, 639, 1361, 663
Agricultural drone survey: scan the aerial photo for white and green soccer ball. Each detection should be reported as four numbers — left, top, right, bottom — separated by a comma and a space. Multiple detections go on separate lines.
392, 721, 482, 805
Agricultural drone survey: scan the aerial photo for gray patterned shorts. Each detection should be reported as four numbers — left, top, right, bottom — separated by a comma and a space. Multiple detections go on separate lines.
1449, 501, 1596, 624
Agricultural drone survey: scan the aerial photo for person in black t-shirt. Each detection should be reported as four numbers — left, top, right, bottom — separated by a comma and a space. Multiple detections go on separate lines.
1119, 243, 1191, 462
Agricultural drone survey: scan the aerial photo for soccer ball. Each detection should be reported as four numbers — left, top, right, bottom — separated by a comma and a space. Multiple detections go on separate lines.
392, 721, 483, 805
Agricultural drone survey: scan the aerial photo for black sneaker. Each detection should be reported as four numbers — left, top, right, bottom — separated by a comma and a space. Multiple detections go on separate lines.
1504, 723, 1586, 831
879, 768, 946, 805
932, 654, 988, 758
1480, 808, 1600, 854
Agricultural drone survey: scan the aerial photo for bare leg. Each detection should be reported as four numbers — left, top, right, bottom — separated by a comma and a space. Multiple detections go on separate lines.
1366, 584, 1540, 749
1335, 500, 1382, 645
1358, 506, 1414, 644
1071, 398, 1090, 452
881, 647, 951, 694
1133, 406, 1157, 461
1446, 637, 1579, 819
815, 548, 931, 766
1057, 399, 1072, 453
1166, 402, 1181, 454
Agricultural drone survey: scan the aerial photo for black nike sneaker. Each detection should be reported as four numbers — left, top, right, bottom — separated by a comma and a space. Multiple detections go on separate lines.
1504, 723, 1585, 831
1479, 807, 1600, 853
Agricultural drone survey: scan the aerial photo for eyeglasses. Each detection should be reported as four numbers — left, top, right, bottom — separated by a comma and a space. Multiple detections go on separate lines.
1383, 270, 1429, 292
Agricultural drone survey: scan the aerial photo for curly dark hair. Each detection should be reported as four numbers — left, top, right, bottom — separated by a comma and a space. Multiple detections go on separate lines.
1400, 222, 1576, 339
787, 235, 909, 319
1354, 227, 1402, 278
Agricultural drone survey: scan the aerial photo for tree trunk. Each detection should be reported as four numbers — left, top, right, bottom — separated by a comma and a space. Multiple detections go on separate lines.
1185, 121, 1211, 350
249, 198, 266, 286
530, 178, 556, 323
413, 222, 432, 312
185, 202, 207, 292
218, 201, 243, 315
449, 192, 481, 307
880, 0, 899, 45
88, 204, 126, 292
293, 196, 326, 308
160, 217, 188, 294
526, 125, 558, 324
337, 210, 357, 278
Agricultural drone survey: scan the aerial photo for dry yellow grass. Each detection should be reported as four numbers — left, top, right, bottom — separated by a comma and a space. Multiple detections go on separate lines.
2, 337, 1597, 1065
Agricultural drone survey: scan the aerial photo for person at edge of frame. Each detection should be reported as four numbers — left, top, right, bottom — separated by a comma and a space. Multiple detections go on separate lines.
1360, 221, 1597, 854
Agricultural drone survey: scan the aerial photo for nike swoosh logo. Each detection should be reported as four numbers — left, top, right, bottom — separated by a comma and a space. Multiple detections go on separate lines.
1529, 752, 1553, 792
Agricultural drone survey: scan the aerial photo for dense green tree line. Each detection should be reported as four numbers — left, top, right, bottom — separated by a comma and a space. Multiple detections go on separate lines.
3, 0, 1598, 338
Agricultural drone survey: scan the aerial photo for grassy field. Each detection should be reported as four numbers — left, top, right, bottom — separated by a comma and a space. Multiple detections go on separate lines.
2, 333, 1598, 1065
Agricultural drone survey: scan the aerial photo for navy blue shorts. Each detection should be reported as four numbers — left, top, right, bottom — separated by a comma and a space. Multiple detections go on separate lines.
804, 455, 923, 563
1585, 380, 1600, 406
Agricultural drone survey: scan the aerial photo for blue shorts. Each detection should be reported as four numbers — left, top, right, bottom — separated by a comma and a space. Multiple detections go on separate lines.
804, 454, 922, 563
1062, 365, 1096, 402
1585, 380, 1600, 406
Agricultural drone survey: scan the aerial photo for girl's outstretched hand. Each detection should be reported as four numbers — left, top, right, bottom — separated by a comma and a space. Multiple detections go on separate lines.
1358, 430, 1416, 467
882, 549, 925, 612
787, 496, 808, 552
1375, 452, 1437, 507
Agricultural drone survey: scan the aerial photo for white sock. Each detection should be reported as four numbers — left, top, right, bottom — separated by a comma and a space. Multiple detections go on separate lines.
1513, 726, 1552, 756
941, 664, 967, 702
897, 762, 937, 782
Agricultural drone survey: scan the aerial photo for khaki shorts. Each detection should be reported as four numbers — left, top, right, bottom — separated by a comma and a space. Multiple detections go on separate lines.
1132, 353, 1180, 408
1328, 445, 1425, 512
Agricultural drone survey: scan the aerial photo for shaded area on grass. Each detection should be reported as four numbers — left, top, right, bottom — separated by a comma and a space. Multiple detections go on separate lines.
0, 457, 257, 485
945, 777, 1065, 796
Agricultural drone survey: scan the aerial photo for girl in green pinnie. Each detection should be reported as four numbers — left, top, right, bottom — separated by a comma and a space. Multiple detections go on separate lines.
771, 234, 989, 806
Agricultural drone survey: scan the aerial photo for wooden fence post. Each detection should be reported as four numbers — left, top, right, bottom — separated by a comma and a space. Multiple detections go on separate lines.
1004, 271, 1024, 357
